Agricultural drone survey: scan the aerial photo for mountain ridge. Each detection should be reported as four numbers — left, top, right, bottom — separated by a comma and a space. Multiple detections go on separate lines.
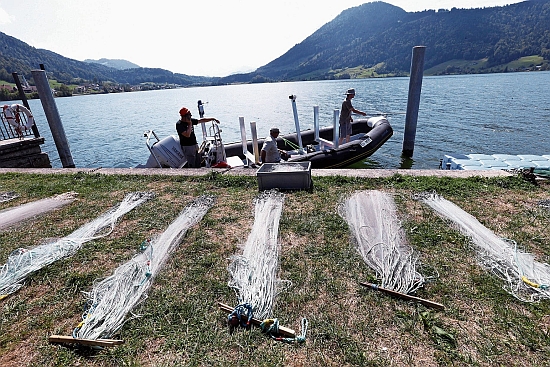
84, 58, 140, 70
1, 0, 549, 87
252, 0, 550, 81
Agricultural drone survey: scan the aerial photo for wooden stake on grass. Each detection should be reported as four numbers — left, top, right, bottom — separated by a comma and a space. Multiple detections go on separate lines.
49, 335, 124, 348
360, 282, 445, 310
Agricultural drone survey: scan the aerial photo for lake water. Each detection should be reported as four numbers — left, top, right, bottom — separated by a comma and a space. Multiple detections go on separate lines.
9, 71, 550, 169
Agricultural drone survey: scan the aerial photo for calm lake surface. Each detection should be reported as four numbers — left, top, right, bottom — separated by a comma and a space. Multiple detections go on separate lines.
11, 71, 550, 169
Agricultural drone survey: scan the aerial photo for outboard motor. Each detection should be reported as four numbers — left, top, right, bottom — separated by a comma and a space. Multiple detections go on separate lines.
142, 131, 186, 168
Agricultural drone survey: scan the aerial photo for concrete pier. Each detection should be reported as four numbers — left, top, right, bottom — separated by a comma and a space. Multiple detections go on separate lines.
0, 167, 513, 179
0, 138, 51, 168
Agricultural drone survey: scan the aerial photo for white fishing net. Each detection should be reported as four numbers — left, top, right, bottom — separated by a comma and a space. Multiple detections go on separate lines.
0, 191, 19, 204
539, 199, 550, 210
0, 192, 153, 298
227, 190, 286, 320
339, 190, 425, 294
0, 192, 77, 231
267, 164, 308, 173
418, 192, 550, 302
74, 195, 215, 340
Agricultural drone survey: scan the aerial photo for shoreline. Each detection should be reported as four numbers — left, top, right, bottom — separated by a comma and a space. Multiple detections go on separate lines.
0, 167, 513, 178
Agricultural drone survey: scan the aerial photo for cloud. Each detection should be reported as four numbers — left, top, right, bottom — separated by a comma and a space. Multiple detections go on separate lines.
0, 7, 13, 25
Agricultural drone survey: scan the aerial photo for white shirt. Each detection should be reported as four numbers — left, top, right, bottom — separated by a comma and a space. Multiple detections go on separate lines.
261, 136, 281, 163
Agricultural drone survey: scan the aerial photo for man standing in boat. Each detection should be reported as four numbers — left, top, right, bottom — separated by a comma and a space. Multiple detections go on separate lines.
176, 107, 219, 168
339, 88, 367, 144
260, 127, 289, 163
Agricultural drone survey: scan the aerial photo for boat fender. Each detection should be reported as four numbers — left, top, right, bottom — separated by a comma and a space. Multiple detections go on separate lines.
2, 104, 35, 134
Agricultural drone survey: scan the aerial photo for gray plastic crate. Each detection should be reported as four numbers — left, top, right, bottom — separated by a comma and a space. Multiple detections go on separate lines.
256, 162, 312, 190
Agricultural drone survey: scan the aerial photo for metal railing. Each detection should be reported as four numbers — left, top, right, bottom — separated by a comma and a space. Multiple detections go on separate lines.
1, 72, 41, 142
0, 108, 38, 141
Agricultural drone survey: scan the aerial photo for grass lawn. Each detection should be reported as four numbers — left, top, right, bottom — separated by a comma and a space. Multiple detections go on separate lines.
0, 171, 549, 366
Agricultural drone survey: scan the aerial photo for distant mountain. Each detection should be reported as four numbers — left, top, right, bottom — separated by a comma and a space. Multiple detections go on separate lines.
84, 58, 140, 70
1, 0, 549, 86
0, 32, 213, 86
222, 0, 550, 83
256, 2, 409, 79
0, 31, 118, 83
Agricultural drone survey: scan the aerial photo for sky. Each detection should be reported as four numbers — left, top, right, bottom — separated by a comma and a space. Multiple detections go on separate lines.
1, 0, 523, 77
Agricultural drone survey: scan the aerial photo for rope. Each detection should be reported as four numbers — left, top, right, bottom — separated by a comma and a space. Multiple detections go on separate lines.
280, 137, 300, 150
538, 199, 550, 210
226, 191, 306, 344
227, 190, 285, 320
512, 239, 550, 290
227, 303, 253, 328
339, 190, 425, 295
417, 192, 550, 302
0, 192, 153, 299
260, 317, 308, 343
73, 195, 215, 340
0, 191, 18, 204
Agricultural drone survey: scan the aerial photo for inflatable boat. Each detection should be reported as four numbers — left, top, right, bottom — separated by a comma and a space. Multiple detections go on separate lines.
138, 96, 393, 169
223, 116, 392, 169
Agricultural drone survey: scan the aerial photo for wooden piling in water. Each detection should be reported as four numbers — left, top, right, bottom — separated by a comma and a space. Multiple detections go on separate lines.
402, 46, 426, 158
31, 69, 75, 168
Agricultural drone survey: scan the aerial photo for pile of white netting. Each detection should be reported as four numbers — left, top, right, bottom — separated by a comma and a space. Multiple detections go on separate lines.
0, 191, 19, 204
74, 195, 215, 340
418, 192, 550, 302
0, 192, 153, 298
339, 190, 425, 294
267, 164, 307, 173
0, 192, 77, 231
539, 199, 550, 210
227, 191, 286, 320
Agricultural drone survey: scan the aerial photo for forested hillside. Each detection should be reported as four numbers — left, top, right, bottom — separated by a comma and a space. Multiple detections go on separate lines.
0, 32, 212, 87
250, 0, 550, 81
1, 0, 549, 87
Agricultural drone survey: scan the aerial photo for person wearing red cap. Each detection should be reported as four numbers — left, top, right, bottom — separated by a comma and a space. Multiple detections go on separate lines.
176, 107, 219, 167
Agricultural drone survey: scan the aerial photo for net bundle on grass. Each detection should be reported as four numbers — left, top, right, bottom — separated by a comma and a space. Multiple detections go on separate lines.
0, 191, 19, 204
227, 190, 286, 321
539, 199, 550, 210
73, 195, 215, 340
0, 192, 77, 231
418, 192, 550, 302
268, 164, 307, 173
0, 192, 153, 299
339, 190, 425, 294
